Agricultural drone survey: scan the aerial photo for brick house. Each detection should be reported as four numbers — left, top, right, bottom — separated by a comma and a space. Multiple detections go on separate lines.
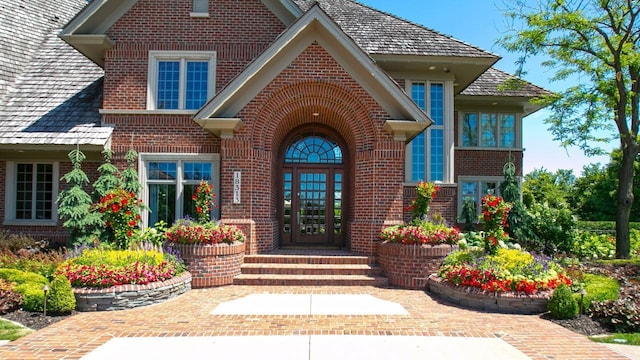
0, 0, 548, 255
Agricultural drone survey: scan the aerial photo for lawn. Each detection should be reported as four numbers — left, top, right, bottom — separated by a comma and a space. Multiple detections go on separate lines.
0, 318, 32, 341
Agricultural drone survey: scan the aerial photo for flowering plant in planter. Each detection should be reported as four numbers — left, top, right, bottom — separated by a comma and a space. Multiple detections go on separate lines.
438, 248, 571, 295
192, 180, 216, 223
480, 194, 511, 254
165, 218, 245, 245
405, 181, 439, 221
94, 188, 146, 249
380, 221, 461, 246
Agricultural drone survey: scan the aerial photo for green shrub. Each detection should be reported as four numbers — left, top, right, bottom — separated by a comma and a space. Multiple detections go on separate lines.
576, 221, 640, 232
0, 249, 66, 281
15, 282, 46, 311
592, 299, 640, 333
47, 275, 76, 314
571, 231, 616, 259
0, 268, 48, 286
579, 274, 618, 311
547, 284, 579, 319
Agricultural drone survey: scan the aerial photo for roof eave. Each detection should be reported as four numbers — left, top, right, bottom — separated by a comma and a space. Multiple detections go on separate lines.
59, 34, 114, 68
456, 94, 547, 116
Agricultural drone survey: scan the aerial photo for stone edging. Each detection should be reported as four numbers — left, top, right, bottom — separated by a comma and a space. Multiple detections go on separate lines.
426, 274, 550, 314
377, 242, 457, 289
73, 272, 192, 311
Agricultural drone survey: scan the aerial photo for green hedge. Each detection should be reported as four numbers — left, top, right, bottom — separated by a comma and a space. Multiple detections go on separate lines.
577, 221, 640, 232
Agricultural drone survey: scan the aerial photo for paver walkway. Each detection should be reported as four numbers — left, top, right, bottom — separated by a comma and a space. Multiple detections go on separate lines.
0, 286, 631, 359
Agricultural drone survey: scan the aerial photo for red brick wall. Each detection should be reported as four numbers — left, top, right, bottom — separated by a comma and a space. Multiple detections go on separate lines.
455, 150, 523, 178
103, 0, 286, 109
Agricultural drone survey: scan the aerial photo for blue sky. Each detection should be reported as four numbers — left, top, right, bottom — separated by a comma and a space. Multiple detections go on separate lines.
358, 0, 616, 176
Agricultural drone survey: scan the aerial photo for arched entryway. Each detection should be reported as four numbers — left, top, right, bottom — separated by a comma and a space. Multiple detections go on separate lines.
278, 126, 348, 247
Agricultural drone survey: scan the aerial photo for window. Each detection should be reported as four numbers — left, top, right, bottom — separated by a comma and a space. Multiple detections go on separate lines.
148, 51, 216, 110
192, 0, 208, 15
140, 154, 220, 228
4, 162, 59, 225
461, 112, 517, 148
458, 177, 506, 222
407, 81, 451, 182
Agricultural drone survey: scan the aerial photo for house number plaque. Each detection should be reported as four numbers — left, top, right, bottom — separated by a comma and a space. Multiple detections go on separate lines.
233, 171, 241, 204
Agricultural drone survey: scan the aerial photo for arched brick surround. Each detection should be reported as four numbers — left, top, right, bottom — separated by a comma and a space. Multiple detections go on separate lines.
220, 44, 406, 256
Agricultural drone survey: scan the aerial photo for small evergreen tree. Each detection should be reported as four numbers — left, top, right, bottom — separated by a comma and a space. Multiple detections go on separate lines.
120, 149, 141, 194
56, 147, 102, 245
92, 149, 120, 202
500, 156, 538, 250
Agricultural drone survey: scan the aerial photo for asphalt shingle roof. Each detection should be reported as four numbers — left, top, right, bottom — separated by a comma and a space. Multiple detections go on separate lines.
461, 67, 550, 98
293, 0, 498, 58
0, 0, 110, 147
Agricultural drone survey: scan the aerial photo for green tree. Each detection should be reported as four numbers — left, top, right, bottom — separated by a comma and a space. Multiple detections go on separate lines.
522, 168, 575, 208
500, 158, 538, 248
501, 0, 640, 258
92, 149, 120, 202
56, 147, 102, 245
120, 149, 141, 194
573, 150, 640, 221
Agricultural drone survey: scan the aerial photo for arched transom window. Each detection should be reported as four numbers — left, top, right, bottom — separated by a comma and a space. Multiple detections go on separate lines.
285, 134, 342, 164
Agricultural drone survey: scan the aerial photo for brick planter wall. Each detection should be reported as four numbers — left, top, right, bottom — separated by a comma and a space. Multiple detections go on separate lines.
377, 242, 458, 289
427, 275, 549, 314
73, 272, 192, 312
174, 242, 245, 288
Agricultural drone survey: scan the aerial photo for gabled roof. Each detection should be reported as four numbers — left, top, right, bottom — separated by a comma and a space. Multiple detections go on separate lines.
194, 4, 431, 141
293, 0, 497, 58
0, 0, 111, 149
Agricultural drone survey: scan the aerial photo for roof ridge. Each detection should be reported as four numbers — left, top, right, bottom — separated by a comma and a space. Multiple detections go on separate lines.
347, 0, 499, 58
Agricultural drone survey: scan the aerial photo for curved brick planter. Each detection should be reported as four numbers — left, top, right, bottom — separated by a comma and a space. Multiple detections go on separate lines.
73, 271, 192, 312
427, 274, 550, 314
377, 242, 457, 289
174, 241, 245, 288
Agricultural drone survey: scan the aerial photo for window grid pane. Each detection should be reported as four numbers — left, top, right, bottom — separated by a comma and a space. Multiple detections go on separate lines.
35, 164, 53, 220
183, 162, 212, 181
411, 83, 426, 110
185, 61, 208, 110
480, 113, 498, 147
410, 132, 425, 181
192, 0, 208, 13
430, 83, 444, 126
430, 129, 444, 181
157, 61, 180, 109
148, 162, 177, 180
500, 114, 516, 148
462, 113, 478, 147
148, 184, 176, 226
16, 164, 33, 219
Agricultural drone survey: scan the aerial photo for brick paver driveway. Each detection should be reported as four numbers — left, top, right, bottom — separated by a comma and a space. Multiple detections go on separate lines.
0, 286, 627, 359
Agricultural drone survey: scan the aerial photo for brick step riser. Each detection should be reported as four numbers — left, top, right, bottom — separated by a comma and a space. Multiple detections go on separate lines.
240, 267, 383, 276
243, 256, 374, 265
233, 278, 389, 287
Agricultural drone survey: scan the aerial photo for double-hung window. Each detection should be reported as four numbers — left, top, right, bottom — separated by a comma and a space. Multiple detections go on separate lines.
461, 112, 517, 148
140, 154, 220, 228
148, 51, 216, 110
407, 81, 452, 182
4, 162, 59, 225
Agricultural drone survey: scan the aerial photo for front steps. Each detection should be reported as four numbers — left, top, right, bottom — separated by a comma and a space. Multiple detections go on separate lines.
233, 252, 389, 286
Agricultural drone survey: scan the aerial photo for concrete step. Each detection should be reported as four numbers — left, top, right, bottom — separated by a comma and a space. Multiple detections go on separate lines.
233, 274, 389, 287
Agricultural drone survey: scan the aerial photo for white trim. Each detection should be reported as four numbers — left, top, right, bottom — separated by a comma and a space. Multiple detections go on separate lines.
147, 51, 216, 111
100, 109, 197, 115
190, 12, 210, 18
138, 153, 221, 228
4, 161, 59, 226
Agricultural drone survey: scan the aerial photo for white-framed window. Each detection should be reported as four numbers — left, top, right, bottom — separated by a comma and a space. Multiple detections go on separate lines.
460, 112, 519, 148
458, 176, 515, 222
139, 154, 220, 228
4, 161, 59, 225
406, 80, 454, 183
147, 51, 216, 110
